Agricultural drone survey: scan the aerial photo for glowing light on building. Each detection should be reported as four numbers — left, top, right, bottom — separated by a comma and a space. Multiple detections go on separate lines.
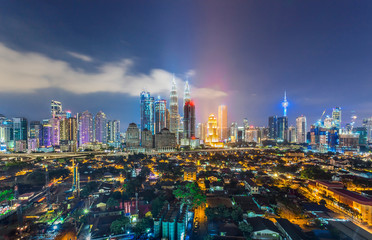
281, 91, 289, 117
205, 114, 223, 148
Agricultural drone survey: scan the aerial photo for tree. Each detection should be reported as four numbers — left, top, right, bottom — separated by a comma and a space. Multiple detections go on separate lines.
133, 217, 154, 236
231, 206, 243, 222
173, 182, 206, 209
239, 221, 253, 240
151, 197, 165, 217
300, 166, 332, 180
106, 197, 119, 210
110, 217, 130, 234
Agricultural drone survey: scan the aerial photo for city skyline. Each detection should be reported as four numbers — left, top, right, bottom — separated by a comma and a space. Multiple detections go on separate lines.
1, 1, 372, 128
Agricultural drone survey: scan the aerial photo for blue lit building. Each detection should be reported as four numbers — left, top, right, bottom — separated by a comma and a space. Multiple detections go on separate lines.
154, 97, 167, 134
140, 91, 154, 134
277, 116, 288, 141
268, 116, 277, 139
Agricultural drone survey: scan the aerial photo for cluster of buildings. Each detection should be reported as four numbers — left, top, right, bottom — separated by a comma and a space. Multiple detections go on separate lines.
126, 77, 198, 152
1, 78, 372, 153
0, 100, 121, 152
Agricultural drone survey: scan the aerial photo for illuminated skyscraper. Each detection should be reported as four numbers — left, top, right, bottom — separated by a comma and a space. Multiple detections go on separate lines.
169, 76, 180, 136
230, 122, 238, 142
205, 114, 223, 147
95, 111, 107, 143
154, 97, 167, 133
277, 116, 288, 141
50, 117, 60, 146
51, 100, 62, 117
13, 117, 28, 142
268, 116, 277, 139
140, 91, 155, 134
362, 117, 372, 143
281, 91, 289, 117
29, 121, 42, 147
107, 120, 120, 143
218, 105, 228, 141
79, 110, 93, 146
42, 123, 52, 147
332, 107, 342, 128
183, 81, 191, 107
183, 100, 195, 139
296, 116, 307, 144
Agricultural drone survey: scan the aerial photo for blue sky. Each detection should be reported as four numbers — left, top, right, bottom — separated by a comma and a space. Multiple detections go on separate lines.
0, 0, 372, 130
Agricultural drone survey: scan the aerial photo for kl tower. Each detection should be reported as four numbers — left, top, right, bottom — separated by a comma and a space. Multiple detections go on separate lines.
282, 91, 289, 117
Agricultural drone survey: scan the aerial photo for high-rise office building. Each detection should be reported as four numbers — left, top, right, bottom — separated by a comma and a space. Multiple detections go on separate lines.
183, 81, 191, 108
95, 111, 107, 143
268, 116, 277, 139
51, 100, 62, 117
362, 117, 372, 143
140, 91, 155, 134
13, 117, 28, 142
183, 100, 195, 139
296, 116, 307, 144
169, 76, 180, 136
29, 121, 42, 140
50, 118, 60, 146
0, 118, 13, 144
126, 123, 140, 148
196, 123, 206, 142
277, 116, 288, 141
154, 98, 167, 134
230, 122, 238, 142
332, 107, 342, 128
205, 114, 221, 147
79, 111, 93, 146
288, 126, 296, 143
42, 123, 52, 147
218, 105, 228, 141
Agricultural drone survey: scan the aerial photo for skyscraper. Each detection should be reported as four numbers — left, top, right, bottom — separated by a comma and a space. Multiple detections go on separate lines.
126, 123, 140, 149
79, 111, 93, 146
183, 100, 195, 139
205, 114, 219, 146
107, 120, 120, 143
29, 121, 42, 146
50, 117, 60, 146
362, 117, 372, 143
183, 81, 191, 107
95, 111, 107, 143
218, 105, 228, 141
12, 117, 28, 142
277, 116, 288, 141
140, 91, 155, 134
268, 116, 277, 139
196, 123, 206, 142
230, 122, 238, 142
332, 107, 342, 128
282, 91, 289, 117
42, 123, 52, 147
169, 76, 180, 136
51, 100, 62, 117
296, 116, 307, 144
154, 97, 167, 134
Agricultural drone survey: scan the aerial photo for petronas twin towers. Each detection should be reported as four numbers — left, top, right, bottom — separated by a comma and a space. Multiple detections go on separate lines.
141, 74, 193, 142
169, 75, 193, 140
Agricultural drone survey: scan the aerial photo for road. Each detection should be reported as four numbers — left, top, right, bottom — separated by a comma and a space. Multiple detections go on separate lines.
193, 206, 207, 240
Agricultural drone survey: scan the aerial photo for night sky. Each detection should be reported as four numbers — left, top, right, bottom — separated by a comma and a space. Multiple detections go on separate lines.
1, 0, 372, 130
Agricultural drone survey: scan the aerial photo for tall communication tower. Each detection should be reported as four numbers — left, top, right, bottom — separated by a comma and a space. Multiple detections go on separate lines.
281, 91, 289, 117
